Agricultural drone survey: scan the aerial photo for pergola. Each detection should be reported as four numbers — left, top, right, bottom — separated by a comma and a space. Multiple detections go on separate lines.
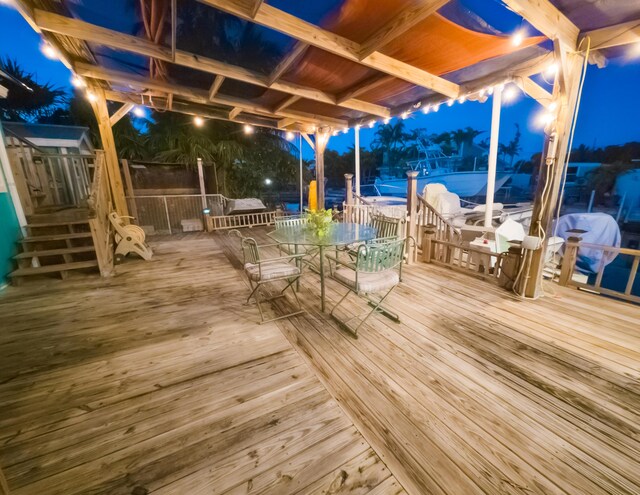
11, 0, 640, 297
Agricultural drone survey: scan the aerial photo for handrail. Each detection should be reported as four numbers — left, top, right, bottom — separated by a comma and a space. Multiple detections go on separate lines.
415, 194, 460, 245
559, 237, 639, 304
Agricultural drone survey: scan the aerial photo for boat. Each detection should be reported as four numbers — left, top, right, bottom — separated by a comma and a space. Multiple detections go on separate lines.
373, 139, 511, 198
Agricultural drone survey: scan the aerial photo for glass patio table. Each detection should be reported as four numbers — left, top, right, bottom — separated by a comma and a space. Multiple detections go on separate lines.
268, 223, 377, 311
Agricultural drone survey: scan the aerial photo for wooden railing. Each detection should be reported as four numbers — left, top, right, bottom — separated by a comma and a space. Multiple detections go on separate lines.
559, 238, 640, 304
86, 151, 114, 277
343, 200, 407, 225
421, 225, 504, 283
206, 210, 280, 231
415, 194, 460, 249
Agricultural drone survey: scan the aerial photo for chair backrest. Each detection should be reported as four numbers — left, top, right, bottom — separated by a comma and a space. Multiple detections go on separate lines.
370, 213, 405, 239
274, 215, 307, 229
355, 238, 405, 273
229, 230, 260, 264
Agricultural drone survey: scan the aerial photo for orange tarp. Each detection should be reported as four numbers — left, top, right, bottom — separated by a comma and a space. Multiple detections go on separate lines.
281, 0, 545, 107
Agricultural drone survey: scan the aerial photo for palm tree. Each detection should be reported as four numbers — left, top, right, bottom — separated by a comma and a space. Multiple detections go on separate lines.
0, 58, 67, 121
449, 127, 483, 155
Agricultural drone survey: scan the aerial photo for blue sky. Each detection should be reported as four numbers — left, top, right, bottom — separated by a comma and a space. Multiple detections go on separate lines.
1, 2, 640, 162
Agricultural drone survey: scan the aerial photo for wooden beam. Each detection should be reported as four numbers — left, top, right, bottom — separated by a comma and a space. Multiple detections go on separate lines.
277, 117, 296, 129
208, 75, 225, 100
228, 107, 242, 120
516, 77, 553, 108
359, 0, 449, 59
198, 0, 460, 98
268, 42, 308, 84
580, 19, 640, 50
87, 84, 129, 218
250, 0, 264, 18
273, 95, 301, 113
337, 75, 395, 103
301, 133, 315, 151
167, 93, 174, 110
33, 9, 388, 117
109, 102, 134, 126
502, 0, 579, 49
75, 63, 349, 127
105, 90, 279, 129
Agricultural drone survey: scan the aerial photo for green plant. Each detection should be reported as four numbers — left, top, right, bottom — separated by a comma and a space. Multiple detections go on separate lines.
305, 209, 334, 237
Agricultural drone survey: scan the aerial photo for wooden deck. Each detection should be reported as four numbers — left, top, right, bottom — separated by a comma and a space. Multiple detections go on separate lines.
1, 230, 639, 494
0, 237, 402, 495
217, 228, 640, 495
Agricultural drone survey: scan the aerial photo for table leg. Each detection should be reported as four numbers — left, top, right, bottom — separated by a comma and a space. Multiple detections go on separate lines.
319, 245, 325, 312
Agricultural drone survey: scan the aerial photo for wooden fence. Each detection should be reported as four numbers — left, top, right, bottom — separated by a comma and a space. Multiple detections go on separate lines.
559, 238, 640, 304
206, 210, 280, 231
87, 151, 114, 277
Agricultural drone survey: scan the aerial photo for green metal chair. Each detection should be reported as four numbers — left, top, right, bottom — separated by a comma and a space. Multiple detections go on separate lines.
274, 215, 308, 255
326, 237, 405, 337
230, 230, 305, 324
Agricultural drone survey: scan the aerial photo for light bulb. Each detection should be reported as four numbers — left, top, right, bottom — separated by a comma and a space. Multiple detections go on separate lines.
383, 118, 390, 124
536, 111, 555, 127
503, 85, 518, 102
512, 30, 525, 47
342, 127, 349, 134
285, 131, 295, 141
422, 104, 430, 114
458, 95, 466, 104
401, 111, 409, 120
243, 124, 254, 134
479, 88, 486, 97
432, 104, 440, 112
548, 101, 558, 111
40, 42, 58, 60
86, 91, 97, 102
71, 75, 86, 88
132, 106, 145, 118
546, 63, 559, 77
447, 99, 454, 107
193, 116, 204, 127
264, 178, 272, 185
368, 120, 376, 128
487, 86, 494, 96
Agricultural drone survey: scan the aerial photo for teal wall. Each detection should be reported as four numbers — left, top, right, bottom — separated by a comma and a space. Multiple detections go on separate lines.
0, 190, 20, 286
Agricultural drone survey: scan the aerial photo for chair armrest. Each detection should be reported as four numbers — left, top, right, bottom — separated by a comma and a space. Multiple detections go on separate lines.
325, 253, 356, 271
257, 253, 306, 266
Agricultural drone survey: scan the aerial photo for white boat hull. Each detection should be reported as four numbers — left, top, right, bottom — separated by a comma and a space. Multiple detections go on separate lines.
375, 171, 511, 198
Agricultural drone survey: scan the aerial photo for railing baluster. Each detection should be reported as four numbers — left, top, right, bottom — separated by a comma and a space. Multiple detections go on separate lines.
625, 257, 639, 296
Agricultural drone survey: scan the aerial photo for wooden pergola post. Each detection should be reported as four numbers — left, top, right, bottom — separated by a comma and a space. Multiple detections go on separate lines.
314, 128, 331, 210
87, 84, 129, 219
406, 170, 419, 263
524, 47, 584, 297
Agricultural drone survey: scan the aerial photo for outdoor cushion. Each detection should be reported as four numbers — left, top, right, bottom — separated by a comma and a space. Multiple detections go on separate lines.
333, 268, 399, 293
244, 262, 300, 282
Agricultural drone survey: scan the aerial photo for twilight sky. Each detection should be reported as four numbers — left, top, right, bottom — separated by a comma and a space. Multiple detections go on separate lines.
1, 2, 640, 162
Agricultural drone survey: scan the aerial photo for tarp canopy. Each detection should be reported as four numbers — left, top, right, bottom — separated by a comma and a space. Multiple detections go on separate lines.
22, 0, 640, 130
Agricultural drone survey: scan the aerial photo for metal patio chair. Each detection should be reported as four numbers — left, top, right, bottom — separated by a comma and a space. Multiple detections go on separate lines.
326, 237, 405, 337
230, 230, 305, 324
274, 215, 308, 255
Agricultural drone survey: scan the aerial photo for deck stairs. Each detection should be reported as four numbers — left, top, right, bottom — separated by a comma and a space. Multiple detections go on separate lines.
9, 210, 100, 285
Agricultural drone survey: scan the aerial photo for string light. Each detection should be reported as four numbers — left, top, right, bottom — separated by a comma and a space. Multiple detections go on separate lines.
546, 63, 559, 77
355, 124, 361, 130
447, 99, 454, 107
422, 104, 430, 114
401, 111, 409, 119
548, 101, 558, 112
71, 75, 86, 88
432, 103, 440, 112
243, 124, 254, 134
487, 86, 494, 95
512, 29, 525, 47
40, 41, 58, 60
368, 120, 376, 128
342, 127, 349, 134
132, 106, 145, 118
193, 116, 204, 127
535, 110, 555, 128
85, 92, 97, 102
458, 95, 466, 104
383, 118, 390, 124
502, 85, 518, 102
285, 131, 295, 141
479, 88, 486, 97
264, 178, 272, 185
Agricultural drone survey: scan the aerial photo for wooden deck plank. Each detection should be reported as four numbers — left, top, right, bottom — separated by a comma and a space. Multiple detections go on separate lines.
217, 227, 640, 495
0, 236, 400, 495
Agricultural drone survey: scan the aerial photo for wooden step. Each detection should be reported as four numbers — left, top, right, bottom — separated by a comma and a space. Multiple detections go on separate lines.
21, 232, 93, 243
14, 246, 96, 260
27, 220, 89, 228
9, 260, 99, 278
